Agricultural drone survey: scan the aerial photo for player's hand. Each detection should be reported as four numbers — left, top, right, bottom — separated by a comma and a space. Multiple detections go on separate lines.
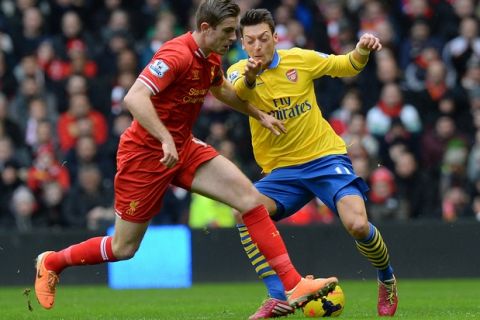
356, 33, 382, 54
258, 111, 286, 136
160, 138, 178, 168
243, 58, 262, 85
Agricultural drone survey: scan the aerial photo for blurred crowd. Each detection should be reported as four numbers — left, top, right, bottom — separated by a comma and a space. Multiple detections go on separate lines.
1, 0, 480, 232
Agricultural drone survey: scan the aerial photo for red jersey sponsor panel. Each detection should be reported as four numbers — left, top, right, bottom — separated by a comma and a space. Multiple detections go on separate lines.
122, 32, 224, 153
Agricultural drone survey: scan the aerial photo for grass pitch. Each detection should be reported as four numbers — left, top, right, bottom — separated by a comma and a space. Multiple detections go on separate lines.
1, 279, 479, 319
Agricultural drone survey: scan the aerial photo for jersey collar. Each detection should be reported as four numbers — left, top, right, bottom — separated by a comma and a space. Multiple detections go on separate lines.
267, 50, 280, 69
258, 50, 280, 75
186, 32, 209, 59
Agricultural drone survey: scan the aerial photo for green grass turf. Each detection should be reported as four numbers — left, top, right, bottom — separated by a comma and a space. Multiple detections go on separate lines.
1, 279, 479, 319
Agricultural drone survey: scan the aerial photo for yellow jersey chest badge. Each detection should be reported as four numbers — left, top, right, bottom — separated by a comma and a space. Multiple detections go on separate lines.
286, 69, 298, 82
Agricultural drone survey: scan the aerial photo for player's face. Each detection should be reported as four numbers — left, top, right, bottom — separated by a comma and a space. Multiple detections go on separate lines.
205, 17, 238, 55
242, 23, 278, 68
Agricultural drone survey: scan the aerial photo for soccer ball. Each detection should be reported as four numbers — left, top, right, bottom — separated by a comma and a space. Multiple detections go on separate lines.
302, 285, 345, 317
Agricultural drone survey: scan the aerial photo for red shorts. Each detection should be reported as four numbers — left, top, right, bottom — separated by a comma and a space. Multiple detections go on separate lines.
114, 137, 218, 223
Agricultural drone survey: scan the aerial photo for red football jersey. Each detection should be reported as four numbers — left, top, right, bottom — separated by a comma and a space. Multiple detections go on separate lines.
122, 32, 224, 152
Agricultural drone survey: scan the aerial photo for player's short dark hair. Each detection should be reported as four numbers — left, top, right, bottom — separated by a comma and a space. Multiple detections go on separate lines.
195, 0, 240, 30
239, 9, 275, 36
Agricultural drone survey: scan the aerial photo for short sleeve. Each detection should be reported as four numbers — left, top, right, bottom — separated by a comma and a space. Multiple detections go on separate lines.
138, 45, 189, 94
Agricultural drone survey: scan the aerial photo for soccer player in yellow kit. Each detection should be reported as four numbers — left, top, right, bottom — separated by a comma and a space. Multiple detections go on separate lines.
227, 9, 398, 319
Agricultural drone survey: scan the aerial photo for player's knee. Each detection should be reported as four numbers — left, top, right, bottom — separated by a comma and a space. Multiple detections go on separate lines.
345, 216, 369, 239
237, 187, 264, 212
112, 243, 140, 260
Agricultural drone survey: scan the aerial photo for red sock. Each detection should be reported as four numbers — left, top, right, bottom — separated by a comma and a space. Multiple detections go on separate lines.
242, 205, 301, 290
44, 236, 118, 274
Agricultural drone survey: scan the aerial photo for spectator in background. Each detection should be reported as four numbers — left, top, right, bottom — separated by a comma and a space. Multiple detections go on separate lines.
9, 76, 57, 139
12, 6, 48, 58
366, 82, 422, 139
467, 130, 480, 185
65, 39, 98, 79
393, 150, 438, 219
97, 29, 133, 76
404, 46, 453, 93
57, 93, 108, 153
358, 0, 389, 36
442, 185, 471, 222
115, 47, 139, 76
26, 145, 70, 195
367, 166, 409, 222
0, 159, 23, 229
329, 88, 362, 135
110, 71, 135, 118
51, 11, 96, 61
28, 119, 57, 159
103, 110, 132, 172
341, 112, 379, 162
0, 92, 23, 148
13, 54, 46, 89
440, 144, 470, 199
24, 97, 58, 148
64, 135, 114, 186
0, 135, 29, 168
139, 12, 176, 67
39, 181, 66, 228
63, 164, 114, 229
101, 8, 132, 44
421, 115, 470, 174
318, 0, 353, 55
398, 17, 442, 70
412, 59, 458, 126
0, 50, 18, 98
443, 16, 480, 81
10, 185, 38, 231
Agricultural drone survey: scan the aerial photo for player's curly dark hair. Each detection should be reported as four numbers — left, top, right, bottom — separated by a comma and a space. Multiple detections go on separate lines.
195, 0, 240, 30
239, 9, 275, 36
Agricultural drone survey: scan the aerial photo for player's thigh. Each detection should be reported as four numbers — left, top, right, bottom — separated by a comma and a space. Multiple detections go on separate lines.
111, 216, 150, 259
254, 174, 313, 220
190, 155, 261, 212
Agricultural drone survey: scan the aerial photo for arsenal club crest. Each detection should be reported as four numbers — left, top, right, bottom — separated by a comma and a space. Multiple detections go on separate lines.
286, 69, 298, 82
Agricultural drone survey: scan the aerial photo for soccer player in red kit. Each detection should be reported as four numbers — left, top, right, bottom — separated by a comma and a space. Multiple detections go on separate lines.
34, 0, 337, 313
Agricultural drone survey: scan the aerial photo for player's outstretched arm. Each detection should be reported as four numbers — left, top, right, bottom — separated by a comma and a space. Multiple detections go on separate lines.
210, 79, 286, 135
123, 80, 178, 168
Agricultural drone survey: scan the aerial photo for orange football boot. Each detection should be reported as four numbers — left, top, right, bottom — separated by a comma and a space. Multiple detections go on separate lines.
286, 275, 338, 308
34, 251, 59, 309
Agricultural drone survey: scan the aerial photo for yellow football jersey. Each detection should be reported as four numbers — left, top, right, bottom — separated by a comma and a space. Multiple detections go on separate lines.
227, 48, 366, 173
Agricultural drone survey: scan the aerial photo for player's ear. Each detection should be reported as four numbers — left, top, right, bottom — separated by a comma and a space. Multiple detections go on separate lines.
241, 38, 245, 50
200, 22, 210, 33
273, 32, 279, 45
